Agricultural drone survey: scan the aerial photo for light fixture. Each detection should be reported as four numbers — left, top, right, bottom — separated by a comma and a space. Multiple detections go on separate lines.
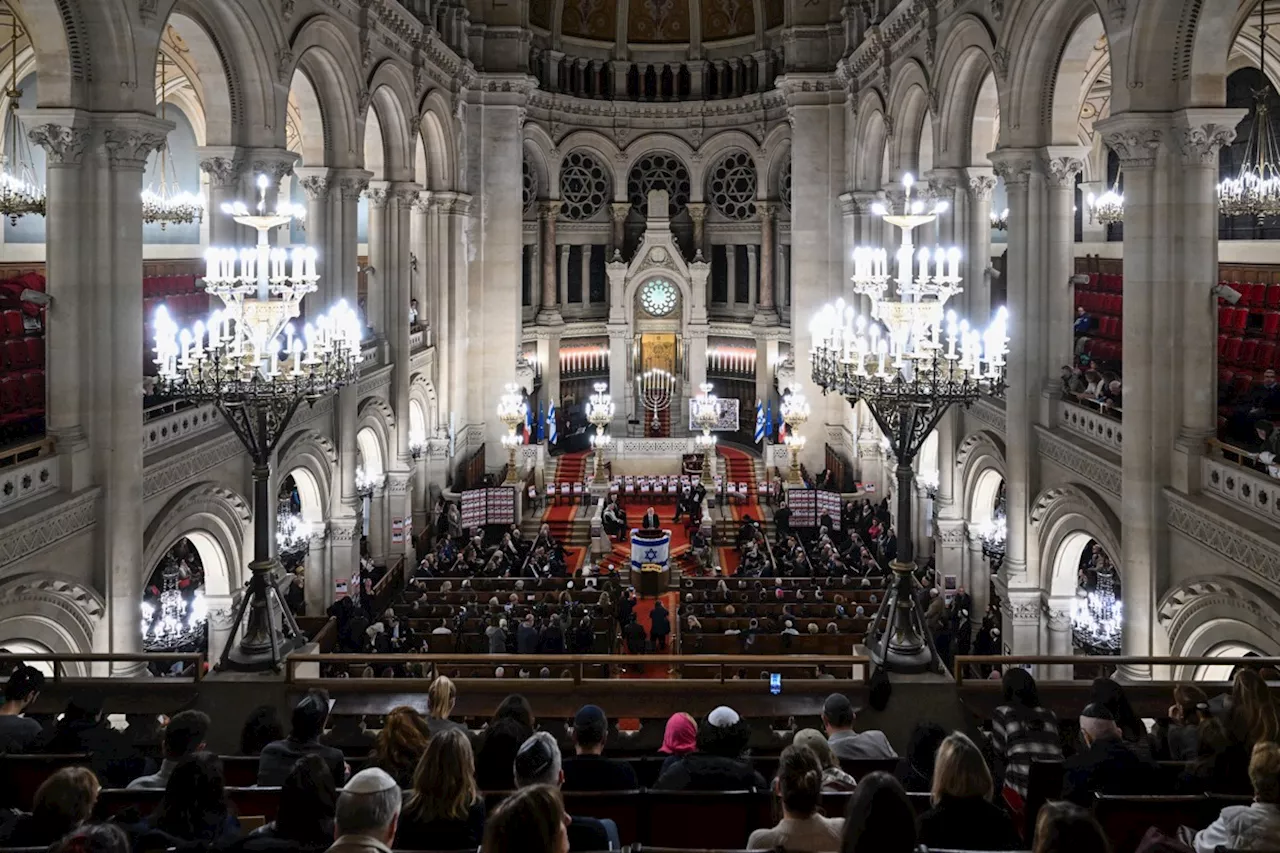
409, 429, 427, 460
989, 208, 1009, 231
586, 382, 615, 480
1086, 185, 1124, 226
1219, 2, 1280, 221
0, 13, 42, 226
780, 391, 810, 486
810, 172, 1009, 674
276, 507, 313, 556
355, 464, 382, 498
141, 559, 207, 652
692, 382, 720, 486
141, 55, 203, 229
639, 367, 675, 433
917, 470, 939, 500
496, 383, 528, 484
150, 173, 361, 672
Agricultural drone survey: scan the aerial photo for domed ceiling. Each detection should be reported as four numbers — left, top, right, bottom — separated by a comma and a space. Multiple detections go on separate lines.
530, 0, 783, 46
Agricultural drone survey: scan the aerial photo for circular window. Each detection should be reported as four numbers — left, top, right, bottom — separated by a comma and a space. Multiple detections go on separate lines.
640, 279, 679, 317
559, 150, 610, 221
708, 150, 757, 220
523, 158, 537, 214
779, 157, 791, 213
627, 153, 691, 217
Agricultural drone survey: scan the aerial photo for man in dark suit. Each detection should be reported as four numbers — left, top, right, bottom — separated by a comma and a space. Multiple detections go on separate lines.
1063, 703, 1162, 806
641, 506, 661, 531
561, 705, 639, 792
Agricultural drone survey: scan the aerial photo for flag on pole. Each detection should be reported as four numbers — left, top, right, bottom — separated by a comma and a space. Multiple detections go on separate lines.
778, 417, 787, 443
525, 400, 534, 444
537, 401, 546, 444
754, 400, 766, 444
765, 401, 774, 444
547, 400, 559, 444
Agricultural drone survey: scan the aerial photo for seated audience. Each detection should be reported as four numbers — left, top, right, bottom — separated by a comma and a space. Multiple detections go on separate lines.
840, 771, 917, 853
1227, 669, 1280, 749
427, 675, 466, 736
1178, 716, 1253, 795
474, 694, 536, 791
328, 768, 402, 853
1063, 703, 1160, 805
0, 766, 99, 847
258, 690, 347, 787
43, 693, 137, 787
1032, 801, 1110, 853
1151, 684, 1210, 762
239, 705, 285, 756
394, 728, 485, 850
822, 693, 896, 761
127, 710, 209, 789
234, 754, 336, 853
657, 712, 698, 775
0, 663, 44, 752
1090, 677, 1152, 760
898, 722, 947, 793
561, 705, 638, 791
991, 668, 1063, 806
146, 752, 240, 845
653, 705, 768, 791
917, 732, 1021, 850
748, 743, 845, 851
793, 728, 857, 791
482, 784, 570, 853
1193, 740, 1280, 853
514, 731, 619, 852
366, 706, 431, 789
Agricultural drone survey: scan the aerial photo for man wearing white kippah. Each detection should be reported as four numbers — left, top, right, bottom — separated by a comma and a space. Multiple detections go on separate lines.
327, 768, 402, 853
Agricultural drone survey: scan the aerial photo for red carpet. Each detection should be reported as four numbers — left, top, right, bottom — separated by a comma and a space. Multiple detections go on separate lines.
718, 446, 762, 521
596, 499, 700, 576
553, 451, 589, 483
619, 590, 680, 680
540, 503, 586, 573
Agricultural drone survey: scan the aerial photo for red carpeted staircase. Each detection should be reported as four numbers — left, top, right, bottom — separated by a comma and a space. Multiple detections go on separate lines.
553, 450, 589, 483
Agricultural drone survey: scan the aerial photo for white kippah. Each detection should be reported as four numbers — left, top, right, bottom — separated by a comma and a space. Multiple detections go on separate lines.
342, 767, 398, 794
707, 706, 740, 728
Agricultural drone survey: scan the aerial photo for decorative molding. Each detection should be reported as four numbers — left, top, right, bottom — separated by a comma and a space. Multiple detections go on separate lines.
143, 434, 244, 499
298, 175, 331, 201
968, 175, 996, 201
358, 366, 393, 398
1045, 606, 1072, 632
1166, 490, 1280, 587
0, 488, 99, 570
1157, 577, 1280, 651
1102, 128, 1163, 168
0, 454, 58, 513
199, 157, 242, 188
103, 130, 167, 170
28, 124, 91, 166
1176, 125, 1237, 166
989, 150, 1036, 187
1202, 456, 1280, 527
1058, 400, 1123, 453
966, 397, 1006, 433
143, 405, 223, 455
1044, 156, 1084, 188
989, 0, 1004, 22
1035, 426, 1121, 496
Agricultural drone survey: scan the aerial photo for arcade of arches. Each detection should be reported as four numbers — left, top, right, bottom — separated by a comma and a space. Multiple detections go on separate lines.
0, 0, 1277, 679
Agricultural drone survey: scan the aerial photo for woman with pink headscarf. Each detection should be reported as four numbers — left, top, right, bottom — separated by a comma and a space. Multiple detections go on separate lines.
658, 712, 698, 775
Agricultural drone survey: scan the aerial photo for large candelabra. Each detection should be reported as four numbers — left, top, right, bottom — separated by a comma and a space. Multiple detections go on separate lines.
810, 173, 1009, 673
691, 382, 719, 487
780, 391, 810, 486
639, 368, 675, 434
497, 384, 528, 485
586, 382, 615, 480
1219, 1, 1280, 221
151, 174, 362, 671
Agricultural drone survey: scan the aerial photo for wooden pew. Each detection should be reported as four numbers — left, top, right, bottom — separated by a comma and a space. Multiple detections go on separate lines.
1092, 794, 1248, 853
94, 787, 284, 821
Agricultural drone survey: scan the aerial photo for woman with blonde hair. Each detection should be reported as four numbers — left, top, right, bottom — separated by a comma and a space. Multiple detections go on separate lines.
394, 728, 486, 850
426, 675, 466, 736
918, 732, 1021, 851
367, 706, 431, 788
1229, 670, 1280, 747
1194, 740, 1280, 853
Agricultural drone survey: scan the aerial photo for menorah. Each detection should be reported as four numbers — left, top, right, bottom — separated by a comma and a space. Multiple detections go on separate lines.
639, 368, 676, 433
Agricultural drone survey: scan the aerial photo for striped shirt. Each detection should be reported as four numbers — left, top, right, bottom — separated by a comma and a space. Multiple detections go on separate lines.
991, 703, 1064, 797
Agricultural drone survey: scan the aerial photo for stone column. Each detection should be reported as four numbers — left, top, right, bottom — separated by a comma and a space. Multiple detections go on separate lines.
368, 484, 388, 566
304, 528, 330, 617
688, 203, 708, 259
206, 596, 236, 667
538, 201, 562, 321
439, 194, 473, 445
746, 245, 758, 309
988, 150, 1040, 597
609, 202, 629, 260
1172, 111, 1244, 492
26, 116, 92, 491
365, 183, 390, 346
100, 115, 171, 672
386, 184, 419, 520
1042, 150, 1086, 402
538, 331, 563, 411
580, 245, 593, 303
1045, 595, 1075, 680
428, 194, 445, 340
964, 170, 996, 322
925, 169, 963, 245
196, 147, 245, 247
1096, 114, 1168, 677
966, 530, 990, 628
386, 472, 414, 563
758, 202, 777, 314
295, 168, 334, 308
411, 191, 431, 329
1006, 590, 1043, 660
934, 519, 966, 593
725, 244, 736, 308
558, 244, 571, 307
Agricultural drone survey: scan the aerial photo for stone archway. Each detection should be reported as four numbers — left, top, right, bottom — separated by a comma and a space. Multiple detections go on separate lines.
1159, 576, 1280, 680
0, 574, 104, 675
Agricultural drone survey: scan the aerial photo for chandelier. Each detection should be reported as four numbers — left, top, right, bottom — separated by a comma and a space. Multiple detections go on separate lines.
1086, 180, 1124, 226
141, 561, 208, 652
810, 172, 1008, 674
780, 391, 810, 485
586, 382, 614, 479
692, 382, 720, 486
1219, 3, 1280, 220
149, 174, 360, 671
989, 208, 1009, 231
409, 429, 428, 460
1072, 588, 1122, 653
0, 15, 43, 226
276, 506, 313, 556
142, 56, 203, 229
496, 383, 528, 485
355, 463, 382, 498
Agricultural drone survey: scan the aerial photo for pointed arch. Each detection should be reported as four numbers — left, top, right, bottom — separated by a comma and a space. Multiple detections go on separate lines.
1159, 576, 1280, 678
886, 58, 932, 178
276, 428, 338, 523
934, 15, 1000, 166
286, 16, 364, 168
366, 59, 415, 182
853, 87, 889, 190
418, 89, 458, 191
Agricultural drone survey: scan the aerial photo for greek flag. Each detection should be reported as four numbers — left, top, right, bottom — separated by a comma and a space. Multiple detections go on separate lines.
547, 400, 559, 444
754, 400, 766, 444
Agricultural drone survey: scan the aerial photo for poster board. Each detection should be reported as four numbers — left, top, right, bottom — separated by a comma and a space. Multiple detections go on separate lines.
461, 487, 517, 527
687, 398, 740, 431
786, 489, 843, 529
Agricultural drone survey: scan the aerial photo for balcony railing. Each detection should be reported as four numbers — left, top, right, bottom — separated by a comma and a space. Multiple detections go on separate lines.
1204, 438, 1280, 525
0, 450, 58, 512
143, 403, 222, 454
1058, 396, 1122, 452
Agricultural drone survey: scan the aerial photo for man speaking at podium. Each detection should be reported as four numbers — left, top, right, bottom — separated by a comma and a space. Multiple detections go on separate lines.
640, 505, 661, 532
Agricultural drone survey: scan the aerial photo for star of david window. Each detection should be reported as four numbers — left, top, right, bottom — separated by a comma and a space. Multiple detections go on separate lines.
523, 158, 537, 214
559, 150, 610, 221
640, 279, 678, 317
708, 150, 757, 220
627, 153, 691, 217
779, 157, 792, 213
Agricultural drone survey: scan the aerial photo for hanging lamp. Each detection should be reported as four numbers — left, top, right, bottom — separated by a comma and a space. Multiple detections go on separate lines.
1218, 2, 1280, 220
141, 54, 204, 228
0, 12, 43, 226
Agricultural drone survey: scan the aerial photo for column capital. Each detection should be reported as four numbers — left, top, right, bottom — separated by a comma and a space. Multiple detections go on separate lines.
1095, 112, 1167, 168
757, 200, 778, 220
935, 518, 966, 549
294, 167, 333, 201
838, 192, 858, 217
988, 148, 1038, 187
1171, 107, 1247, 166
540, 199, 563, 219
1045, 595, 1074, 632
27, 121, 93, 167
413, 190, 434, 213
687, 201, 708, 224
964, 167, 996, 200
366, 180, 392, 208
95, 113, 173, 171
331, 168, 374, 201
385, 181, 422, 205
924, 167, 964, 194
1040, 146, 1088, 187
1005, 590, 1043, 626
196, 146, 245, 188
610, 201, 631, 222
242, 147, 300, 185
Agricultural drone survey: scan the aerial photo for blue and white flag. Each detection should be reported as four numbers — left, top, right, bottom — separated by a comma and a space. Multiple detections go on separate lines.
525, 400, 534, 444
547, 400, 559, 444
765, 400, 774, 444
754, 399, 766, 444
537, 401, 546, 443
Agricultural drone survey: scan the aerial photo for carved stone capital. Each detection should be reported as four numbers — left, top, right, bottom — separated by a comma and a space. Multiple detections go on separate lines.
1175, 125, 1235, 166
1096, 115, 1166, 168
968, 174, 997, 199
686, 202, 708, 224
988, 149, 1037, 187
540, 199, 563, 219
199, 156, 243, 188
609, 201, 630, 222
297, 174, 332, 202
1043, 155, 1084, 188
332, 169, 373, 202
28, 124, 92, 166
247, 150, 299, 185
104, 129, 168, 171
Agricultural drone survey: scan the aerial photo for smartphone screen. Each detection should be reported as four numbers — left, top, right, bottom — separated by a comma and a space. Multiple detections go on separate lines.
769, 673, 781, 695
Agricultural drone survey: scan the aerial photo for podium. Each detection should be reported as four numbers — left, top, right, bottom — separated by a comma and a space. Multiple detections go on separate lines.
631, 528, 671, 597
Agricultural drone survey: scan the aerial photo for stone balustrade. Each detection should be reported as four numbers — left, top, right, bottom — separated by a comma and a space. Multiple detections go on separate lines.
1057, 398, 1123, 452
0, 452, 59, 512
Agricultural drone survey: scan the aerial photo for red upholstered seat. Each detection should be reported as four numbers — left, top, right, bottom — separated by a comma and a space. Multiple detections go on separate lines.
1219, 334, 1231, 358
5, 339, 27, 370
1267, 284, 1280, 310
1241, 339, 1259, 367
1263, 311, 1280, 339
1, 310, 23, 338
24, 338, 42, 369
21, 371, 43, 413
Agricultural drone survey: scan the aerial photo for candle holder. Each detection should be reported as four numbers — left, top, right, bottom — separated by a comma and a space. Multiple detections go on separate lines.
586, 382, 615, 480
780, 391, 810, 486
639, 368, 675, 434
692, 382, 720, 487
497, 383, 528, 484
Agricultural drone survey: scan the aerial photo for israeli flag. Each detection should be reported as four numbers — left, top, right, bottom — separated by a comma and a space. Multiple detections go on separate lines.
525, 400, 534, 444
754, 399, 766, 444
547, 400, 559, 444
